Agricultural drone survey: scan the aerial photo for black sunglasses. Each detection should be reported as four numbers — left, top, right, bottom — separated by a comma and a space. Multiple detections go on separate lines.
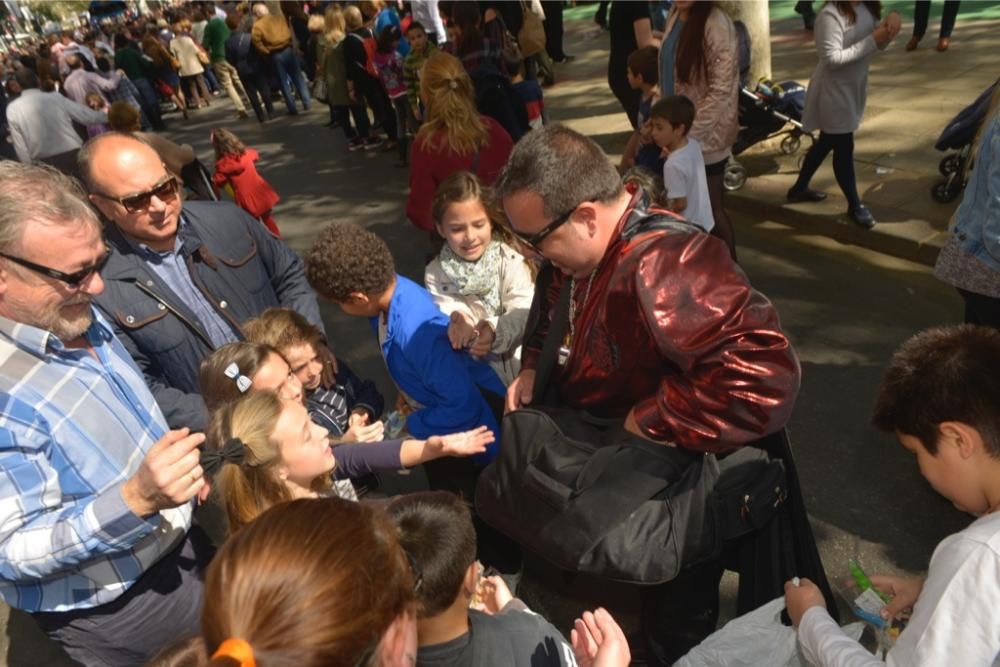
94, 176, 180, 213
0, 248, 111, 287
510, 203, 578, 253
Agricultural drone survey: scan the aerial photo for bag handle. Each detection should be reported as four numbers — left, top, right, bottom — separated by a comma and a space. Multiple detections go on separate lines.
531, 276, 571, 402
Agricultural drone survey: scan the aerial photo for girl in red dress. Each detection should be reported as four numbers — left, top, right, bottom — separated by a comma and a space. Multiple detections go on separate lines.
210, 128, 282, 237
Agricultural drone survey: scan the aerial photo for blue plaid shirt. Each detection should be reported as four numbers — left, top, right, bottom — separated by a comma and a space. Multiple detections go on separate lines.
0, 310, 192, 613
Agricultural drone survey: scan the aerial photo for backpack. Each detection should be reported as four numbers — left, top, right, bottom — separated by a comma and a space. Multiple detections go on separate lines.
470, 64, 530, 142
348, 29, 379, 79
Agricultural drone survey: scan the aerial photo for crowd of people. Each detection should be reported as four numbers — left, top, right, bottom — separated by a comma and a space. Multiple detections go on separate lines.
0, 1, 999, 667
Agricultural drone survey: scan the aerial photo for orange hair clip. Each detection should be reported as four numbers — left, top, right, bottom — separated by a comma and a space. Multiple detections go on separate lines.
212, 638, 256, 667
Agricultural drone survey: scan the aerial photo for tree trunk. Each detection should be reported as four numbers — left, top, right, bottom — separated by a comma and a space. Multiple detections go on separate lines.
720, 0, 771, 84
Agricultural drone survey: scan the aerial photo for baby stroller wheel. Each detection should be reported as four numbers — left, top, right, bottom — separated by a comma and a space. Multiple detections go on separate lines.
723, 162, 747, 191
938, 154, 962, 176
931, 178, 964, 203
780, 135, 801, 155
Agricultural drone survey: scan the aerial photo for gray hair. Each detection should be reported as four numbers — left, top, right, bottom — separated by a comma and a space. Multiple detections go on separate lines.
77, 130, 155, 192
494, 124, 623, 218
0, 162, 101, 254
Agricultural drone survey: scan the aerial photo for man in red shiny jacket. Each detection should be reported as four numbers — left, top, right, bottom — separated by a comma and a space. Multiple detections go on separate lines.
496, 125, 801, 665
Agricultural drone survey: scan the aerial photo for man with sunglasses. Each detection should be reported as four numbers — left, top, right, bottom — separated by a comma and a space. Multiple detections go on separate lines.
495, 125, 801, 665
79, 132, 323, 431
0, 163, 214, 665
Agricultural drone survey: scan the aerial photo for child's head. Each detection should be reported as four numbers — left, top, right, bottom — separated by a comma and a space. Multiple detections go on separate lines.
305, 223, 396, 318
872, 325, 1000, 514
84, 92, 105, 111
622, 166, 667, 209
431, 171, 509, 262
205, 390, 334, 532
627, 45, 659, 89
107, 100, 141, 132
387, 491, 477, 619
344, 5, 364, 31
203, 497, 416, 666
199, 341, 305, 411
243, 308, 335, 392
324, 5, 346, 39
211, 127, 246, 158
406, 21, 428, 53
377, 25, 400, 54
649, 95, 696, 149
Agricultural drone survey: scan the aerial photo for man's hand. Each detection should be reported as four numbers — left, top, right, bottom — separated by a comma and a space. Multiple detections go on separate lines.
447, 310, 478, 350
571, 608, 631, 667
505, 369, 536, 413
121, 428, 206, 518
784, 578, 827, 627
870, 575, 924, 620
469, 320, 495, 358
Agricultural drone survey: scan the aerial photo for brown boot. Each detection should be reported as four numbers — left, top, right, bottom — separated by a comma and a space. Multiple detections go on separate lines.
936, 36, 951, 52
905, 35, 921, 51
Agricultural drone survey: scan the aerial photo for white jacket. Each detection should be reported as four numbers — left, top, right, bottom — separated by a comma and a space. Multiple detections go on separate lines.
425, 242, 535, 386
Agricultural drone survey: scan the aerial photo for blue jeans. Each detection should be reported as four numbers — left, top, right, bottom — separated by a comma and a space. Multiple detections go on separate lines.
270, 46, 310, 114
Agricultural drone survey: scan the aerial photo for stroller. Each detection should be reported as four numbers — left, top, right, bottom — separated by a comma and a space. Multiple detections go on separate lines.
931, 78, 999, 203
724, 79, 814, 191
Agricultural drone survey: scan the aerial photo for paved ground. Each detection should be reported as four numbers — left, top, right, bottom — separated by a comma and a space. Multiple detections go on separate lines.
2, 5, 990, 664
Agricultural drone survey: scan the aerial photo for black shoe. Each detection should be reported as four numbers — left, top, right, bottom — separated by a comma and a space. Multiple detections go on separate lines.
849, 204, 876, 229
787, 187, 828, 203
554, 54, 575, 64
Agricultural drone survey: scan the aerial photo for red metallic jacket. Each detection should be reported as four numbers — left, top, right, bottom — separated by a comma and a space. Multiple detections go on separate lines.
522, 193, 801, 454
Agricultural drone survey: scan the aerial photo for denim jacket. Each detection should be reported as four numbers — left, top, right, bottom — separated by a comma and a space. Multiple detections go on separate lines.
951, 114, 1000, 271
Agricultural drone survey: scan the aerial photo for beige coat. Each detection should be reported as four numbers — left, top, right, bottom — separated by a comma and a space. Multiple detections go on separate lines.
170, 35, 204, 77
661, 7, 739, 165
424, 242, 535, 386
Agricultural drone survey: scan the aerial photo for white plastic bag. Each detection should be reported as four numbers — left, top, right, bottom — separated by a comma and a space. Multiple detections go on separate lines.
673, 597, 865, 667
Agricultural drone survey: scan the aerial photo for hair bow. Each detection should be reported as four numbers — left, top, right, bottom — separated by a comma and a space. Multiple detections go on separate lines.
224, 362, 252, 393
212, 638, 256, 667
447, 79, 458, 90
200, 437, 247, 477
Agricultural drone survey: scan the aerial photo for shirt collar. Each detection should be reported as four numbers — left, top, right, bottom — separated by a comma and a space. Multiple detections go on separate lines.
0, 308, 115, 360
123, 214, 193, 261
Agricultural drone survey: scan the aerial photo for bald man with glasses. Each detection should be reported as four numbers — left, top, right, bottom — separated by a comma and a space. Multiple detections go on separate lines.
79, 132, 324, 431
0, 162, 212, 666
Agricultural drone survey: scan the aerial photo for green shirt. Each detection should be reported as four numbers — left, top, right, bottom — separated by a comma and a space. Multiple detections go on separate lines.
202, 17, 231, 63
114, 45, 149, 80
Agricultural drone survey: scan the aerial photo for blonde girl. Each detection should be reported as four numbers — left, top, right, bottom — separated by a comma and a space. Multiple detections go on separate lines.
424, 171, 535, 385
405, 51, 514, 232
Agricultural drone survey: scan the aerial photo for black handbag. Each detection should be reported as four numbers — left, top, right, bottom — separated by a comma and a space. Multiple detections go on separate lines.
476, 205, 794, 584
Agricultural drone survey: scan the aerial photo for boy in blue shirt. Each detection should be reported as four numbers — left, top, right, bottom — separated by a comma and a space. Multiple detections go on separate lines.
304, 223, 505, 495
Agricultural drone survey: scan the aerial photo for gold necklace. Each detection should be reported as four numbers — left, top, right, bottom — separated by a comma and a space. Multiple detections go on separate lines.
559, 268, 598, 366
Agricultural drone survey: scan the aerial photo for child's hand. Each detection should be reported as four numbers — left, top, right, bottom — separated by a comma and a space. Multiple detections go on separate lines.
870, 575, 923, 620
344, 420, 385, 443
469, 320, 495, 358
447, 310, 479, 350
475, 575, 513, 614
784, 578, 827, 626
571, 608, 630, 667
348, 410, 370, 428
426, 426, 494, 457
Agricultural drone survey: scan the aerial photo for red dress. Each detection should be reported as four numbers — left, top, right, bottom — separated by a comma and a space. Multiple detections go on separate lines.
406, 116, 513, 232
212, 149, 281, 236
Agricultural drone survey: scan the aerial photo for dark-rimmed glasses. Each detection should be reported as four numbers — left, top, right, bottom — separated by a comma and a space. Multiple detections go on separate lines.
509, 203, 579, 253
0, 248, 111, 288
93, 175, 180, 213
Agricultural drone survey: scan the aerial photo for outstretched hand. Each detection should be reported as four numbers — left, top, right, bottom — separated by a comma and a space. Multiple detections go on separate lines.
571, 608, 630, 667
427, 426, 494, 457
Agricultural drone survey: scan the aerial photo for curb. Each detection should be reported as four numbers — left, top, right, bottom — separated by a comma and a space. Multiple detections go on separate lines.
726, 191, 947, 267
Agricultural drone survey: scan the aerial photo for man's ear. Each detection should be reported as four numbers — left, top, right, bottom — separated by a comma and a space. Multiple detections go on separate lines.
347, 292, 371, 305
576, 203, 600, 237
939, 421, 985, 460
88, 193, 115, 221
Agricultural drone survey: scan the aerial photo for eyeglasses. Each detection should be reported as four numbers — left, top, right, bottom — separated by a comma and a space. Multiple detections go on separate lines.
0, 248, 111, 288
93, 175, 180, 213
509, 203, 578, 253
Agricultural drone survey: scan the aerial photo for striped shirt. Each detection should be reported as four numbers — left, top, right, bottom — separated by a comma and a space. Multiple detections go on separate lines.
0, 310, 191, 613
